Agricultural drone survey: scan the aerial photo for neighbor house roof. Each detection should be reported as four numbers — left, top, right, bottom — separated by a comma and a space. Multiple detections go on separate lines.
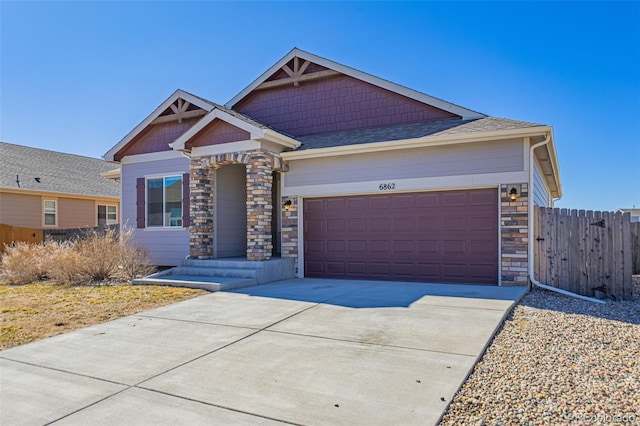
0, 142, 119, 198
297, 117, 545, 150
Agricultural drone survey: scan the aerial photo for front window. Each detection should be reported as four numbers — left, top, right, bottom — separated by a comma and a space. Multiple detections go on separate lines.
147, 176, 182, 227
44, 200, 56, 226
98, 205, 117, 226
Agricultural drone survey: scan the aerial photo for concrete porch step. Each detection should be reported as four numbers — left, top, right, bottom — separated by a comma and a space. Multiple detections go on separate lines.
132, 273, 256, 292
132, 257, 296, 292
173, 266, 257, 279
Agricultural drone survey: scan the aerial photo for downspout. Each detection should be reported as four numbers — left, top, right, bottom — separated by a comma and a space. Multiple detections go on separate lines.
528, 134, 605, 303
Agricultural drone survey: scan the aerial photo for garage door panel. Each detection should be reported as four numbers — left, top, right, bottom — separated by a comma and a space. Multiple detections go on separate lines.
348, 218, 367, 232
305, 261, 325, 275
393, 240, 415, 253
392, 217, 415, 232
370, 217, 391, 232
303, 188, 498, 284
326, 240, 345, 253
327, 261, 346, 274
442, 192, 466, 207
443, 216, 467, 231
417, 263, 440, 279
391, 194, 415, 208
369, 196, 391, 209
442, 264, 467, 278
369, 263, 391, 275
306, 240, 325, 253
346, 197, 367, 211
348, 240, 367, 253
348, 262, 367, 275
370, 240, 390, 253
326, 198, 346, 211
392, 263, 416, 276
418, 240, 440, 254
305, 219, 324, 232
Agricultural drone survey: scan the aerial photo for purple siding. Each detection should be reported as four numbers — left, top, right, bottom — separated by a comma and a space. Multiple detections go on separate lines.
115, 117, 200, 161
186, 120, 250, 149
235, 74, 458, 137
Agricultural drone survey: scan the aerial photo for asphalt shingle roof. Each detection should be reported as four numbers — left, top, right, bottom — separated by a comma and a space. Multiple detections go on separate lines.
297, 117, 546, 150
0, 142, 119, 198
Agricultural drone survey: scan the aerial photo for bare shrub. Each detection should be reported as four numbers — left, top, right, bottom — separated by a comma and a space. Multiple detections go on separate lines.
0, 242, 50, 284
74, 228, 122, 283
44, 241, 89, 285
116, 228, 155, 281
1, 226, 154, 285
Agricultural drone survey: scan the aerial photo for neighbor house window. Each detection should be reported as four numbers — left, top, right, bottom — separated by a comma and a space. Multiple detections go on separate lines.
147, 176, 182, 227
98, 205, 117, 226
44, 200, 57, 226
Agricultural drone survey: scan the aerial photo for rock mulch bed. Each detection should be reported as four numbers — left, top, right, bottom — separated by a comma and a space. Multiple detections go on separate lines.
440, 280, 639, 426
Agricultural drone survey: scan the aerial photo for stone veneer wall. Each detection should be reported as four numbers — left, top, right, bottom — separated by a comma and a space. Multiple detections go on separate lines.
189, 150, 280, 261
501, 183, 529, 285
281, 196, 299, 267
189, 158, 214, 259
245, 151, 273, 261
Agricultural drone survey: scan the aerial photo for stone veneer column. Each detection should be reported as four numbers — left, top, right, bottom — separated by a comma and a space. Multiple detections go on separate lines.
189, 158, 214, 259
245, 151, 273, 261
500, 183, 529, 285
281, 196, 298, 266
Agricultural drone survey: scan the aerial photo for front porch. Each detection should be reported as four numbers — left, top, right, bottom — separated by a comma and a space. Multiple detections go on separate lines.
188, 150, 289, 262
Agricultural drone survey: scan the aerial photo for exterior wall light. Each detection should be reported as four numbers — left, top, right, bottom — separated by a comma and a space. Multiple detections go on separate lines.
509, 187, 518, 201
284, 199, 292, 211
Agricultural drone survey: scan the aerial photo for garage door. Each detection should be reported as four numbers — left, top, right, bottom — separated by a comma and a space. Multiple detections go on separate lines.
303, 188, 498, 284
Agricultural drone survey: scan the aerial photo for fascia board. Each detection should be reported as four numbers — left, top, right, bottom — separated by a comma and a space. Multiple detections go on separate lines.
282, 126, 553, 161
103, 89, 214, 161
0, 187, 119, 202
226, 48, 485, 120
546, 129, 563, 198
226, 48, 300, 108
170, 109, 264, 151
263, 129, 301, 149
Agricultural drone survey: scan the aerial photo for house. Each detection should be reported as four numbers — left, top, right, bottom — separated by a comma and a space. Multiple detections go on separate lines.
618, 209, 640, 222
0, 142, 120, 232
104, 48, 561, 286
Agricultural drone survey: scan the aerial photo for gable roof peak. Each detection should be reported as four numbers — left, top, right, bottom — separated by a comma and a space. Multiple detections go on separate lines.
104, 89, 216, 161
226, 48, 486, 120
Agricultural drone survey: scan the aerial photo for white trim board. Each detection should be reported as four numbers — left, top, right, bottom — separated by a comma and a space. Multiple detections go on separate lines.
282, 171, 528, 197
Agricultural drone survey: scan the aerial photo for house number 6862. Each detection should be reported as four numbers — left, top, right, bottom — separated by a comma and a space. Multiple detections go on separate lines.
379, 183, 396, 191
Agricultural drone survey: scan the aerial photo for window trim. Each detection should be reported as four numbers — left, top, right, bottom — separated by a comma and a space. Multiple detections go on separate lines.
43, 199, 57, 227
146, 175, 183, 228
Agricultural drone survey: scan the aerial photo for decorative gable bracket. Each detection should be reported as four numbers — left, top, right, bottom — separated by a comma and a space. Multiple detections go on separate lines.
256, 56, 340, 91
151, 98, 207, 125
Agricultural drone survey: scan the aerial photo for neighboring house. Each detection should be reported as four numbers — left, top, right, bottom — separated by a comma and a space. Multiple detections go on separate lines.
618, 209, 640, 222
0, 142, 120, 230
104, 48, 561, 286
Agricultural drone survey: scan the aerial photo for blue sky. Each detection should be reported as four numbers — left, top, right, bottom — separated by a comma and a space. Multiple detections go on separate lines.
1, 1, 638, 212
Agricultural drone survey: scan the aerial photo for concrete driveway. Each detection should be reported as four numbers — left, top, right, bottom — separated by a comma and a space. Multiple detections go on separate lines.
1, 278, 526, 426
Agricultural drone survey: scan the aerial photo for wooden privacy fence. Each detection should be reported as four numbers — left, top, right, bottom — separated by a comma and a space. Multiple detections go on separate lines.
534, 207, 634, 300
632, 222, 640, 275
1, 224, 120, 254
0, 224, 44, 254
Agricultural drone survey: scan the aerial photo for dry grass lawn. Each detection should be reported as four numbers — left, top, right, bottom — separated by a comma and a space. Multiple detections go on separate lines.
0, 282, 207, 350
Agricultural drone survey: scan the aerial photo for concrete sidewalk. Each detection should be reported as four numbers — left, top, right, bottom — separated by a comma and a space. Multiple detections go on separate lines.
0, 279, 527, 426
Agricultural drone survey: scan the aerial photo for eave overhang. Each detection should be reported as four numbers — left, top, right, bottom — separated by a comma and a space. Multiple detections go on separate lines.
281, 125, 562, 198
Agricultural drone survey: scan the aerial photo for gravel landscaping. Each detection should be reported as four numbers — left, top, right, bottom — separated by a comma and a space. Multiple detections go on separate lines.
440, 276, 640, 425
